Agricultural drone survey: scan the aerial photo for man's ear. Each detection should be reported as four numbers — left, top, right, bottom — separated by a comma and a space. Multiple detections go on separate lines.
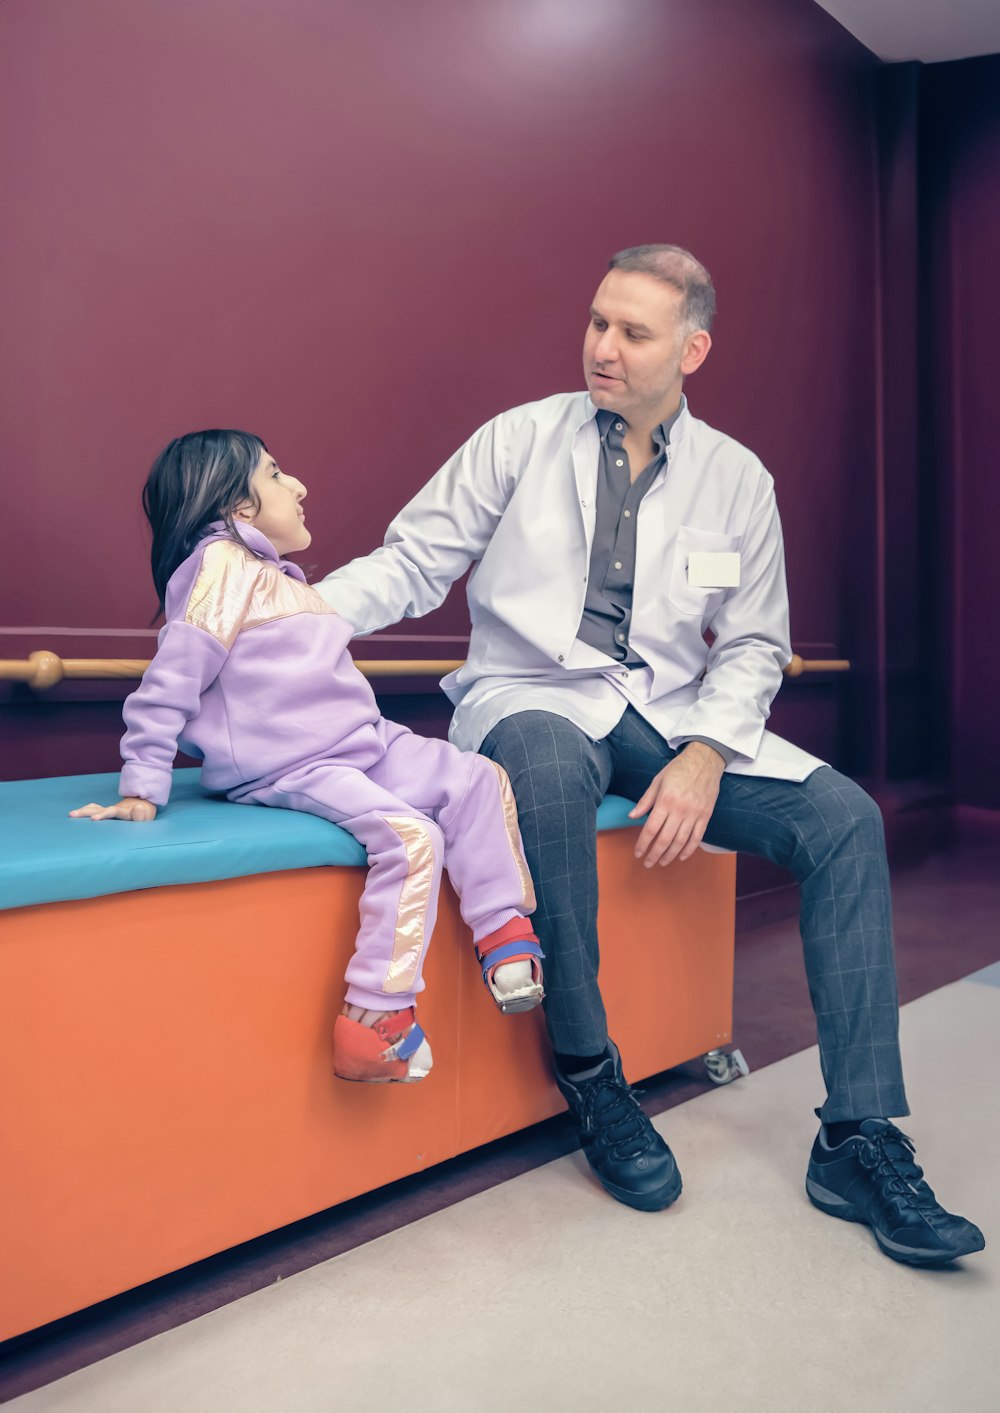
681, 330, 712, 377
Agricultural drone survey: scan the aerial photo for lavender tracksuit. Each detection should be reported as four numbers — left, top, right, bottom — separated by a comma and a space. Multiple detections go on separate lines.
119, 525, 535, 1010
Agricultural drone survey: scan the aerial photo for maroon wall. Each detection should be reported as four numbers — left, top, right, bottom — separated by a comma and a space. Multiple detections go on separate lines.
2, 0, 879, 784
875, 62, 926, 784
920, 57, 1000, 809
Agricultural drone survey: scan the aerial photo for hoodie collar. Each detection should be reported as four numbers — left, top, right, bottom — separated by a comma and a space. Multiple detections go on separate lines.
203, 522, 307, 582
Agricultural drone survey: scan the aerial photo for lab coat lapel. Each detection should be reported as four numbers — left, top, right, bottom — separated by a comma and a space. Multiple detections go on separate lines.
502, 411, 600, 662
570, 414, 600, 556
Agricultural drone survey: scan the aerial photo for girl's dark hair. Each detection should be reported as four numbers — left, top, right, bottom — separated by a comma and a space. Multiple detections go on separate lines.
143, 429, 268, 610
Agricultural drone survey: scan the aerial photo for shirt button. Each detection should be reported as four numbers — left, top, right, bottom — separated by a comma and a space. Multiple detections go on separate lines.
615, 458, 624, 467
617, 632, 625, 642
614, 561, 622, 569
623, 509, 631, 518
615, 423, 623, 431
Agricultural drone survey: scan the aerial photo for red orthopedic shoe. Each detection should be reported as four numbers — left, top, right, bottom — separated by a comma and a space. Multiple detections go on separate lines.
333, 1008, 433, 1083
475, 918, 545, 1014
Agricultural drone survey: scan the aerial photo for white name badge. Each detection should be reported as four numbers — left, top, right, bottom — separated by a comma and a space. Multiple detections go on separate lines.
687, 551, 741, 588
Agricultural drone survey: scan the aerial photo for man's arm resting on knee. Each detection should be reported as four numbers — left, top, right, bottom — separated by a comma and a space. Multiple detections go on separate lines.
629, 741, 727, 867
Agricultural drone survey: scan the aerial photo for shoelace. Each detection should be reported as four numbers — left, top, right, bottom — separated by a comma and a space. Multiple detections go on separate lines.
581, 1077, 655, 1160
857, 1124, 939, 1212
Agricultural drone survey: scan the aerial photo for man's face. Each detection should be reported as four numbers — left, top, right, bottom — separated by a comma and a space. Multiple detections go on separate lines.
583, 270, 702, 427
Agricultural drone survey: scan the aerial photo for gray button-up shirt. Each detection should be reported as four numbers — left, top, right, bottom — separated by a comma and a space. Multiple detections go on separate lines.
575, 407, 735, 766
576, 408, 680, 664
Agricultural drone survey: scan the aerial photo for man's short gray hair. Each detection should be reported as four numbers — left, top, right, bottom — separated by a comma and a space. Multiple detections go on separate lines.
608, 244, 716, 334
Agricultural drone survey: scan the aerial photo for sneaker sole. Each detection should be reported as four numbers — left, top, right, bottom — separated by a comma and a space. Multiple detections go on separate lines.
333, 1069, 430, 1083
805, 1177, 986, 1266
599, 1168, 683, 1213
333, 1048, 432, 1084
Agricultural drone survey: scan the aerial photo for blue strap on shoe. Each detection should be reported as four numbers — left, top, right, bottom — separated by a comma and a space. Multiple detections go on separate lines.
396, 1022, 427, 1061
476, 937, 544, 983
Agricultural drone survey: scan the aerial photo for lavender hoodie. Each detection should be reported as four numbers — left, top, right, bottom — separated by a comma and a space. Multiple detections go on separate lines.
119, 525, 381, 807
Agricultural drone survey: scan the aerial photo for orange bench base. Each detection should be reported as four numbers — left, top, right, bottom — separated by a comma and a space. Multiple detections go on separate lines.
0, 836, 735, 1339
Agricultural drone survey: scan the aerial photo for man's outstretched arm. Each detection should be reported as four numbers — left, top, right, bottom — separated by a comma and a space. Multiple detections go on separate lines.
315, 416, 513, 634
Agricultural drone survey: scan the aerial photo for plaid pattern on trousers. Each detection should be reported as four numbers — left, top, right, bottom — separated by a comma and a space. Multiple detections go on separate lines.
480, 707, 909, 1123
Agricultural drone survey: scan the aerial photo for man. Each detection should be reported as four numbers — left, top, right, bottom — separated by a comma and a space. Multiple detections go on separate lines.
319, 245, 983, 1267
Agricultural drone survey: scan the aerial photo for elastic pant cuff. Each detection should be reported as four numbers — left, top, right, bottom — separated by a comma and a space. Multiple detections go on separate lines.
343, 984, 419, 1011
471, 907, 528, 944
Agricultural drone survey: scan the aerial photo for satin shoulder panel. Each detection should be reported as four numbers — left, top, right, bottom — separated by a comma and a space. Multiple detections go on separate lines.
184, 541, 337, 648
244, 567, 338, 633
184, 541, 261, 649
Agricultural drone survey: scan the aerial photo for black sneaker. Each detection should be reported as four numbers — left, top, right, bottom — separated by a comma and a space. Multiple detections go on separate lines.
806, 1118, 985, 1266
555, 1040, 682, 1212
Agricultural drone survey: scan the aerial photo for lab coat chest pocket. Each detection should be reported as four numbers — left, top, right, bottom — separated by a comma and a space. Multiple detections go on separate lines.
668, 524, 741, 616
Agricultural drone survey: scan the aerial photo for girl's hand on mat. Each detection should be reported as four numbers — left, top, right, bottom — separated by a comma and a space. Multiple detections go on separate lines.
69, 797, 158, 822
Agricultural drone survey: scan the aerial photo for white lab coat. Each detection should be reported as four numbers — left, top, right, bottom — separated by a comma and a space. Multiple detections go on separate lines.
318, 392, 826, 782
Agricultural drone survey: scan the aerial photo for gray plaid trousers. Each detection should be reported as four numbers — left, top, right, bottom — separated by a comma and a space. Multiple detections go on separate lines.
480, 707, 909, 1123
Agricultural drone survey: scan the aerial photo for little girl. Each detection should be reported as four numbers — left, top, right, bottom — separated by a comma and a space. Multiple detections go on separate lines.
71, 430, 543, 1083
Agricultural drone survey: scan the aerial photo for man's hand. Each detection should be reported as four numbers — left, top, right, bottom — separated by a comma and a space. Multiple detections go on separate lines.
69, 797, 157, 822
628, 743, 725, 867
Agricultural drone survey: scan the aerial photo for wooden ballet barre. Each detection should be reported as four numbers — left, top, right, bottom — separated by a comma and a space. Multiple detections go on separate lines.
1, 651, 850, 690
782, 655, 851, 677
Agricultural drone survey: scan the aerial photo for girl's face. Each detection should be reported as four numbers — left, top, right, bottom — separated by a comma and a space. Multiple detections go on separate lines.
236, 452, 311, 555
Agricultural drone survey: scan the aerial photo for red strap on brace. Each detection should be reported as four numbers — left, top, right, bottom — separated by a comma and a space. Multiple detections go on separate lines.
477, 916, 540, 960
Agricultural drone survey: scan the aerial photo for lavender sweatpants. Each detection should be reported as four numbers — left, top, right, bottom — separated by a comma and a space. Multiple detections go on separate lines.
237, 720, 535, 1011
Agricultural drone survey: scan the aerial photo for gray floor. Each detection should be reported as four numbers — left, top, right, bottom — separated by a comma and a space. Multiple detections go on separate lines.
11, 972, 997, 1413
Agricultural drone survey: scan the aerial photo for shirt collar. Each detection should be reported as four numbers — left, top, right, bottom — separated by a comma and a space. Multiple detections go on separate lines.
594, 395, 688, 449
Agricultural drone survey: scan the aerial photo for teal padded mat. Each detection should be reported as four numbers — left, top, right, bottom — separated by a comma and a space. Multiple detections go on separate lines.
0, 769, 641, 912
